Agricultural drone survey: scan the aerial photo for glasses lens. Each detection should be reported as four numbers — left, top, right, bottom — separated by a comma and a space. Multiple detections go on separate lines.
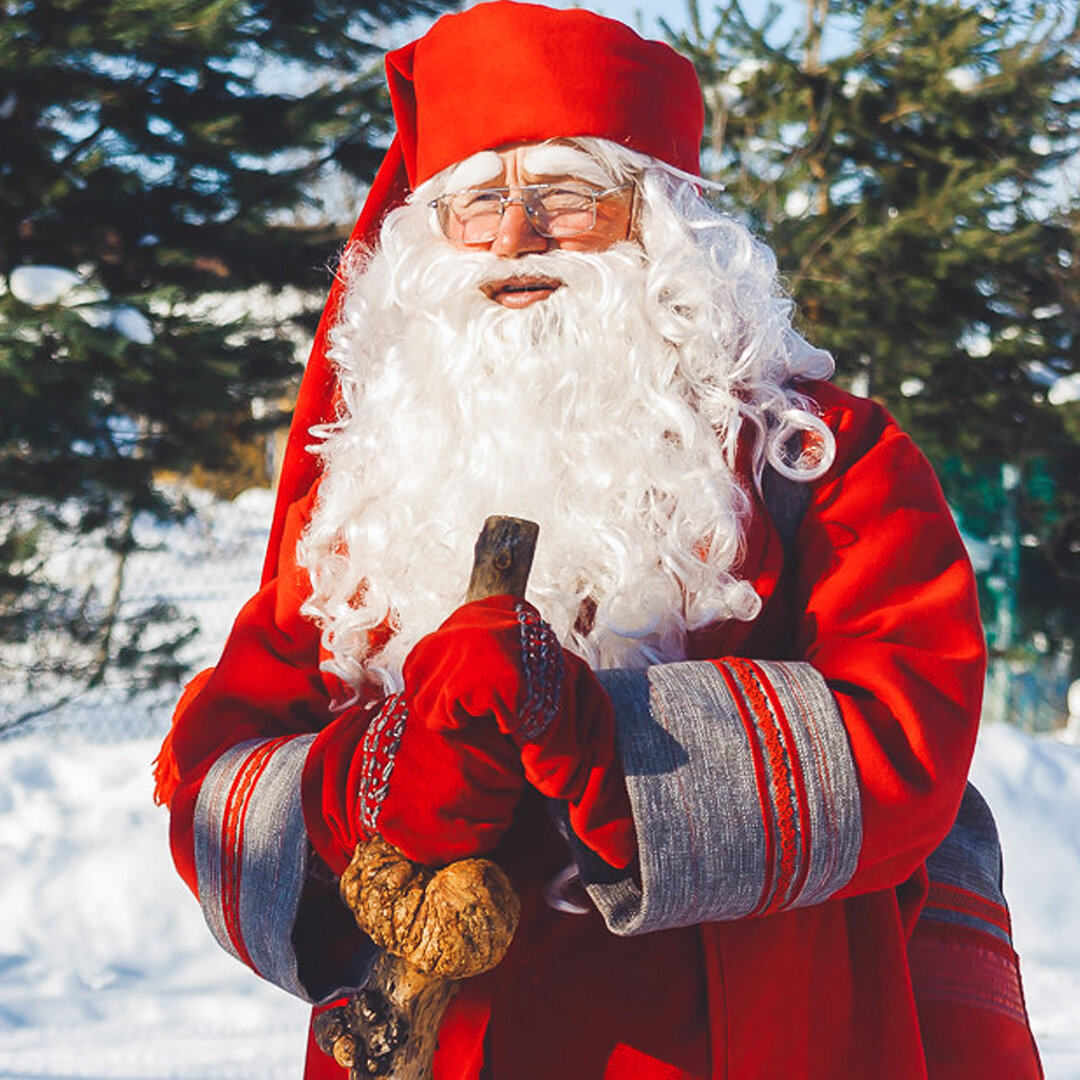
445, 190, 505, 244
531, 187, 597, 238
438, 184, 611, 242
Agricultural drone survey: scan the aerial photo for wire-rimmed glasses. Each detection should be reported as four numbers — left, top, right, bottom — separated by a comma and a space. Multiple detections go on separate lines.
429, 182, 634, 244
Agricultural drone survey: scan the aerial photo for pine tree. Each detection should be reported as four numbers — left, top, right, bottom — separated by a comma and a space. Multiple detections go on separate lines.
0, 0, 451, 729
670, 0, 1080, 694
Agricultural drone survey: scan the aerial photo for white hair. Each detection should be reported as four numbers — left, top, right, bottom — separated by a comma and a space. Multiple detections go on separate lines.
298, 138, 835, 699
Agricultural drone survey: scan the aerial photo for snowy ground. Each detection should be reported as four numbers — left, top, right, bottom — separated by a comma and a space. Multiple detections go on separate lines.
0, 490, 1077, 1078
970, 725, 1080, 1078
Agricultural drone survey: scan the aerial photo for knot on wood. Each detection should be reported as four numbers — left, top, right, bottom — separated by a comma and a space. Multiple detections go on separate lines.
341, 836, 521, 980
313, 990, 409, 1076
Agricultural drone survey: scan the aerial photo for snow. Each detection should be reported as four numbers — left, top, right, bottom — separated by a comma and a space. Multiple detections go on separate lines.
946, 66, 980, 93
5, 266, 155, 343
970, 725, 1080, 1076
0, 488, 310, 1079
109, 306, 155, 344
8, 267, 85, 305
0, 488, 1078, 1078
0, 736, 311, 1079
1050, 373, 1080, 406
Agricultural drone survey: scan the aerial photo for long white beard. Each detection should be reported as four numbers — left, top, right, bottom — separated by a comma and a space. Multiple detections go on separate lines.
299, 208, 808, 696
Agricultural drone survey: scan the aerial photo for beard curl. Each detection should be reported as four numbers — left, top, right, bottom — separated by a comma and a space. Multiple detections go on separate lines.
299, 158, 834, 698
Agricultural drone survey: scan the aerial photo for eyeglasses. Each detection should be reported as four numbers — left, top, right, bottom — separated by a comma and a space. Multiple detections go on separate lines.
429, 182, 634, 244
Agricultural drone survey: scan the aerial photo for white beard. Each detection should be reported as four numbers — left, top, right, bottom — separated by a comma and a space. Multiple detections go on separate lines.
299, 211, 789, 696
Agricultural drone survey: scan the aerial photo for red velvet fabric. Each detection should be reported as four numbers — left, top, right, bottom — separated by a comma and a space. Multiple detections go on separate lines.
405, 596, 635, 868
385, 1, 703, 188
910, 920, 1043, 1079
300, 595, 636, 872
308, 691, 524, 871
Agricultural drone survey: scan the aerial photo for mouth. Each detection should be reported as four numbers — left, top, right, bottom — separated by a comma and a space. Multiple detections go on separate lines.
481, 275, 563, 309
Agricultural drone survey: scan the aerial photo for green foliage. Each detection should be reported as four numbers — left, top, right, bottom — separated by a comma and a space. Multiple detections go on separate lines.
0, 0, 453, 728
671, 0, 1080, 665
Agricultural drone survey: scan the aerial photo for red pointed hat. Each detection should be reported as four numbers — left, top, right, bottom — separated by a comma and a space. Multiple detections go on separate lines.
264, 1, 704, 579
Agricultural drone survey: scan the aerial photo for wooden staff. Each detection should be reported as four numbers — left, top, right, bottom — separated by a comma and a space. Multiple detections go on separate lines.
314, 515, 539, 1080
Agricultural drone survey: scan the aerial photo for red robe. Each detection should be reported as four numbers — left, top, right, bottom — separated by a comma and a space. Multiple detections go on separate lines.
158, 381, 1041, 1078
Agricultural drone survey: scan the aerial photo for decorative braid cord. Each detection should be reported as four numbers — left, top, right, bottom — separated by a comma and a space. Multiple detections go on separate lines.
515, 602, 565, 743
357, 694, 409, 835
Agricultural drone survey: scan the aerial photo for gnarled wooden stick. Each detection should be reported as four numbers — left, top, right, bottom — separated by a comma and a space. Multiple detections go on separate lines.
464, 515, 538, 604
314, 516, 537, 1080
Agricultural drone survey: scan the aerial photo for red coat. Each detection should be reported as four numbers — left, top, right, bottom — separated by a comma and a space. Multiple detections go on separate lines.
158, 381, 1040, 1078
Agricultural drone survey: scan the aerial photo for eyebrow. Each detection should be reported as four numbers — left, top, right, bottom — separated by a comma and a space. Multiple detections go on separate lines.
444, 150, 503, 190
441, 144, 616, 193
522, 144, 614, 187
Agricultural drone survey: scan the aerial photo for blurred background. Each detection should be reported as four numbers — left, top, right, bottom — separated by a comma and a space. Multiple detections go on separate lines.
1, 0, 1078, 1077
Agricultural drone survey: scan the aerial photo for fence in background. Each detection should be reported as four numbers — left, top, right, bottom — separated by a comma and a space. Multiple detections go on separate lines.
3, 486, 1076, 742
2, 487, 272, 742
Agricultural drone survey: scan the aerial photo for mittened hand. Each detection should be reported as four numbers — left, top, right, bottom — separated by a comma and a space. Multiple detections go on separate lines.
402, 595, 557, 735
354, 687, 525, 868
404, 596, 637, 870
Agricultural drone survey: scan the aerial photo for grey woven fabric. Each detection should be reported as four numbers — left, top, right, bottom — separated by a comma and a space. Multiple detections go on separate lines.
591, 660, 861, 935
194, 734, 315, 1001
922, 783, 1012, 944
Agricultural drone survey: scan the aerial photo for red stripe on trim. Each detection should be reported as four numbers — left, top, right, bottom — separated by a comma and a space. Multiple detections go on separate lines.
914, 919, 1016, 963
712, 659, 776, 915
779, 673, 844, 884
909, 928, 1028, 1025
750, 662, 814, 906
726, 658, 799, 916
219, 736, 290, 972
925, 881, 1012, 936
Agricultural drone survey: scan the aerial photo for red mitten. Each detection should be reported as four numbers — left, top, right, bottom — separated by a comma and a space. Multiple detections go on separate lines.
405, 596, 637, 869
356, 688, 525, 867
305, 689, 524, 872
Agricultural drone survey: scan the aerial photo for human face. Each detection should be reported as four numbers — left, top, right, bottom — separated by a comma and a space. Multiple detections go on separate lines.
438, 143, 636, 308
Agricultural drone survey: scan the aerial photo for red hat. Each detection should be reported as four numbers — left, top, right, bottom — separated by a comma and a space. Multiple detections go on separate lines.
264, 2, 704, 579
388, 2, 703, 185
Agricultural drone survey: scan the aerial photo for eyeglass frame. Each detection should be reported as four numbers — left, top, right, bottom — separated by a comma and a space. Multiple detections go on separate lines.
428, 181, 636, 244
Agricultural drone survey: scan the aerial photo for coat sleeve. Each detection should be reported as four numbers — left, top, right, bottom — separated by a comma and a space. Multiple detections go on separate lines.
583, 384, 985, 934
161, 484, 378, 1003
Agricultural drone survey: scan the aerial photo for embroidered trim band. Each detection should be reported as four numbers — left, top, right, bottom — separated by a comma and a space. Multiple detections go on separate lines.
515, 603, 565, 743
194, 734, 315, 1000
357, 693, 409, 835
584, 660, 861, 935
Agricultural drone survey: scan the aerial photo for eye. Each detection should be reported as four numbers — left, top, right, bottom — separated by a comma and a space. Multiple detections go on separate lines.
537, 186, 594, 212
455, 189, 505, 210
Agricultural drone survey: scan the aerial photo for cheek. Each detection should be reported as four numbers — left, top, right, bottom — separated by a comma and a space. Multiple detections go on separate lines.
441, 217, 472, 250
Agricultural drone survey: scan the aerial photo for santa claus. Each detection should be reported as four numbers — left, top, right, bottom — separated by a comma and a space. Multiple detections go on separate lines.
155, 3, 1043, 1077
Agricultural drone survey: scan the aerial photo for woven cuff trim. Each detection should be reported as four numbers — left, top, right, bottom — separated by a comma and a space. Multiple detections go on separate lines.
590, 660, 860, 935
194, 734, 316, 1000
909, 925, 1029, 1025
515, 602, 564, 743
357, 694, 408, 836
922, 783, 1013, 944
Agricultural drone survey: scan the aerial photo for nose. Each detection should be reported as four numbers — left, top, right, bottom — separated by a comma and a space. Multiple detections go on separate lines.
489, 198, 550, 258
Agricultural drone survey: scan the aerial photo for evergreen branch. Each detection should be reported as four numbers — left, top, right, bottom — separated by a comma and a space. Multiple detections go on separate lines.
56, 120, 109, 171
788, 203, 863, 291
